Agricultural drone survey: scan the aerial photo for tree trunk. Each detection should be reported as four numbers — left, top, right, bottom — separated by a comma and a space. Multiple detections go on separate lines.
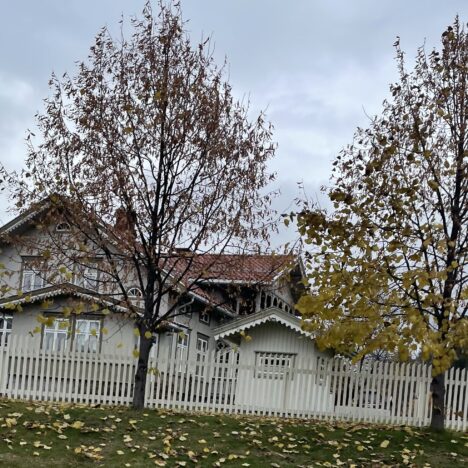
132, 333, 153, 409
430, 371, 445, 430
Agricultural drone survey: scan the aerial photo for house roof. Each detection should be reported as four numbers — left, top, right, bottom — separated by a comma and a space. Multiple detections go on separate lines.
0, 283, 131, 313
173, 253, 296, 284
0, 198, 300, 316
0, 283, 185, 332
213, 307, 312, 340
188, 285, 236, 317
0, 199, 51, 238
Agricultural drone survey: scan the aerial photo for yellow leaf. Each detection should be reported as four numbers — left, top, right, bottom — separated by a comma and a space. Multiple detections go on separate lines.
133, 349, 140, 358
145, 331, 152, 339
70, 421, 84, 430
133, 328, 140, 336
380, 440, 390, 448
117, 450, 125, 455
357, 445, 365, 451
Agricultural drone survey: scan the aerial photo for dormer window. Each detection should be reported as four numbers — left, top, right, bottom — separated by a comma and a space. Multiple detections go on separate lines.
56, 222, 71, 232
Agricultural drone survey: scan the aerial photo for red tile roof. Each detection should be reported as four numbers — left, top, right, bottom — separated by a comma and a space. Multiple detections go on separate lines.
181, 254, 296, 284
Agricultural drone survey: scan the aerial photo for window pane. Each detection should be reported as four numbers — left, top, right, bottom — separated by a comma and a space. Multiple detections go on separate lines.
33, 273, 44, 290
22, 271, 33, 292
0, 315, 12, 344
56, 332, 68, 351
44, 330, 68, 351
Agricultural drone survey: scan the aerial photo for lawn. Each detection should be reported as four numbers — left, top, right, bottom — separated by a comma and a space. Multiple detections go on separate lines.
0, 399, 466, 467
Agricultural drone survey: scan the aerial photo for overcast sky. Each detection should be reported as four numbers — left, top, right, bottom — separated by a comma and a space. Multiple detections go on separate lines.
1, 1, 467, 246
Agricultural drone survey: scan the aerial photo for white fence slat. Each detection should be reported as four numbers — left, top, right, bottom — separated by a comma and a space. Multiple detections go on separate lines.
461, 368, 468, 432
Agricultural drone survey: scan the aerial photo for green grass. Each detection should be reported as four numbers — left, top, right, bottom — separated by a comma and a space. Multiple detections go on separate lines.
0, 399, 466, 467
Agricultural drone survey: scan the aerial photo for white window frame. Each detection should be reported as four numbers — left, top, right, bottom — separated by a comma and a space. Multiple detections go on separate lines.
127, 287, 142, 298
175, 332, 189, 362
196, 334, 209, 356
128, 287, 144, 308
43, 316, 102, 352
22, 266, 46, 292
315, 358, 327, 386
56, 222, 71, 232
195, 334, 209, 376
255, 352, 296, 379
74, 263, 98, 291
43, 318, 70, 352
0, 314, 12, 344
74, 318, 101, 352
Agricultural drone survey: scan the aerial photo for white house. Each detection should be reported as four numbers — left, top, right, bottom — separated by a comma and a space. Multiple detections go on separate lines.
0, 201, 451, 428
0, 200, 330, 399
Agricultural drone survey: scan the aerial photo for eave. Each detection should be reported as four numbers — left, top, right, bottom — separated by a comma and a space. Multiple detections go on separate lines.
213, 307, 312, 341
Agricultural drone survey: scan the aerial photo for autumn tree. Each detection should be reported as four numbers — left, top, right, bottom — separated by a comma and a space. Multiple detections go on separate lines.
9, 1, 276, 408
294, 19, 468, 429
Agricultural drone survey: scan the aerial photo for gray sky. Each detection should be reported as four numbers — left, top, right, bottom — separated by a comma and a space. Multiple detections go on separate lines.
1, 0, 467, 246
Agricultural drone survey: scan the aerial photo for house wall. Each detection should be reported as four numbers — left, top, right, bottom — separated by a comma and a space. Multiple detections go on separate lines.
155, 308, 223, 363
6, 301, 137, 355
0, 219, 148, 299
234, 322, 334, 412
0, 243, 24, 297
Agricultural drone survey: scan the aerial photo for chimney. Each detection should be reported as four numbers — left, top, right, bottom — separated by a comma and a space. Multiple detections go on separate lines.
114, 207, 136, 236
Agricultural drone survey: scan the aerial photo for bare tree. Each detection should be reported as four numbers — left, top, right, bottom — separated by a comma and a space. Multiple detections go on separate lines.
7, 1, 276, 408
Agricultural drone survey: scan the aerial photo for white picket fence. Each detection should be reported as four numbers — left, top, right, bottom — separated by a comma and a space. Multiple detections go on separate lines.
0, 335, 467, 431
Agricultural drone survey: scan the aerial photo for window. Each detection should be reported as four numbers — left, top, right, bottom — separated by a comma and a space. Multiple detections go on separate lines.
44, 318, 70, 351
0, 314, 12, 344
196, 334, 209, 355
199, 309, 210, 325
127, 287, 142, 298
75, 319, 101, 352
43, 316, 101, 352
196, 334, 209, 376
74, 263, 98, 291
174, 303, 192, 324
175, 332, 189, 362
56, 222, 71, 232
315, 359, 327, 386
255, 352, 295, 379
22, 265, 47, 292
128, 287, 144, 308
